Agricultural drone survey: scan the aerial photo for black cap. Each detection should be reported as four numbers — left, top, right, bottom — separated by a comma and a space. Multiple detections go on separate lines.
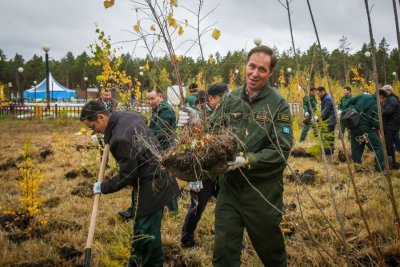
207, 83, 228, 96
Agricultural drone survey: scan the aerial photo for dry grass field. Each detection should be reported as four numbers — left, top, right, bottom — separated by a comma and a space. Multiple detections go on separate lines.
0, 118, 400, 266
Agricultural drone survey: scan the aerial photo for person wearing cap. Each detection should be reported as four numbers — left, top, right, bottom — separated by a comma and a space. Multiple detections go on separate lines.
299, 87, 317, 142
180, 83, 228, 248
380, 85, 400, 169
80, 100, 179, 267
185, 83, 199, 109
338, 86, 353, 139
210, 46, 293, 266
119, 86, 178, 220
346, 93, 384, 172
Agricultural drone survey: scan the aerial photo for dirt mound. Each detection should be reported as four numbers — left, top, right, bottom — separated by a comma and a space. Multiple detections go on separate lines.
291, 148, 314, 158
71, 181, 93, 197
59, 246, 83, 261
39, 147, 54, 161
0, 159, 17, 171
286, 169, 317, 185
65, 170, 79, 180
161, 129, 237, 181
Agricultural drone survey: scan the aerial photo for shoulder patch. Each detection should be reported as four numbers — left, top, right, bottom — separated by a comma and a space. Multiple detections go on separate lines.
277, 113, 290, 123
282, 127, 290, 134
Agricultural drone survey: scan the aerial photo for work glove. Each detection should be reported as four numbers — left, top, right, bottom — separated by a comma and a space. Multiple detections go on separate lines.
312, 115, 319, 122
337, 110, 342, 118
189, 181, 203, 192
93, 182, 102, 194
304, 112, 309, 117
227, 156, 248, 171
177, 110, 190, 126
91, 134, 99, 143
177, 106, 200, 126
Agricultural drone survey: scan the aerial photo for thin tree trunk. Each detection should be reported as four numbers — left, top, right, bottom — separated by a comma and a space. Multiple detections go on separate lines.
365, 0, 400, 240
396, 0, 400, 64
307, 0, 384, 265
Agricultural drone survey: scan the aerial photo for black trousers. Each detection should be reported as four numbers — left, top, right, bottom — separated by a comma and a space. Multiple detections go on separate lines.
181, 180, 219, 243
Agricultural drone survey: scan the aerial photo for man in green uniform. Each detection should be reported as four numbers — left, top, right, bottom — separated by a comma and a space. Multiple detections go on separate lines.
299, 87, 317, 142
211, 45, 293, 266
119, 86, 177, 219
185, 83, 199, 109
346, 93, 384, 172
337, 86, 352, 139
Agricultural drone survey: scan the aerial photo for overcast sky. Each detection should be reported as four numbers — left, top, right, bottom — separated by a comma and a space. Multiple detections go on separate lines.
1, 0, 398, 61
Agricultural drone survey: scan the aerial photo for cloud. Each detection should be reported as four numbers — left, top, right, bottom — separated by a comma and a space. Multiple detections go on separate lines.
0, 0, 397, 61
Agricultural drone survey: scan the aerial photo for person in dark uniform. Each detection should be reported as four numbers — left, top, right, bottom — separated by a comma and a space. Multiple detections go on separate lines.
337, 86, 352, 139
347, 93, 385, 172
299, 87, 317, 142
210, 45, 293, 267
179, 83, 228, 248
316, 86, 336, 155
80, 100, 179, 266
119, 87, 178, 219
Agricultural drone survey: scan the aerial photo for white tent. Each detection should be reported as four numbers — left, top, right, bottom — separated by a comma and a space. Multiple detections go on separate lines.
23, 73, 76, 100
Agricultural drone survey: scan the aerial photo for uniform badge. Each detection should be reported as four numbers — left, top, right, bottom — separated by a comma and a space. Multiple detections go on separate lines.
277, 113, 290, 123
282, 127, 290, 134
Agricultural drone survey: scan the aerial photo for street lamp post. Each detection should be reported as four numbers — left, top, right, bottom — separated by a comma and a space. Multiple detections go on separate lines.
17, 67, 24, 104
42, 44, 51, 109
33, 80, 37, 102
8, 82, 12, 99
84, 77, 88, 102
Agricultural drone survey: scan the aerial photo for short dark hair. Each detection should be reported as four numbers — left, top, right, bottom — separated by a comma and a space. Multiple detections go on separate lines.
195, 91, 207, 105
189, 83, 198, 93
317, 86, 326, 92
147, 86, 163, 95
379, 89, 388, 97
247, 45, 277, 71
310, 87, 317, 92
80, 100, 110, 122
343, 86, 351, 92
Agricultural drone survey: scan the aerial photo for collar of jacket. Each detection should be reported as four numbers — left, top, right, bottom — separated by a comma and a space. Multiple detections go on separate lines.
241, 83, 272, 102
103, 112, 119, 144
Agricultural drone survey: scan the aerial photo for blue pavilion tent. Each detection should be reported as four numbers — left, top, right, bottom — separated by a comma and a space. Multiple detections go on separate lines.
23, 73, 76, 100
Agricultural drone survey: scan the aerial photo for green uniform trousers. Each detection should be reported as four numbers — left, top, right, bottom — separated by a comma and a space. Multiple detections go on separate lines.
213, 175, 287, 267
128, 208, 164, 267
350, 126, 384, 172
299, 123, 312, 142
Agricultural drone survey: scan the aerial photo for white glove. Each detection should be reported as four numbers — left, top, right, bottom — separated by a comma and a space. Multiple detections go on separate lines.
177, 106, 200, 126
304, 112, 309, 117
177, 110, 190, 126
227, 156, 248, 171
337, 110, 342, 118
189, 181, 203, 192
93, 182, 102, 194
91, 134, 99, 143
313, 115, 319, 122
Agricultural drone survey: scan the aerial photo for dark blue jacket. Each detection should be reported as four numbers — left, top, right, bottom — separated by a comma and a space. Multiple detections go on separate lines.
320, 93, 336, 128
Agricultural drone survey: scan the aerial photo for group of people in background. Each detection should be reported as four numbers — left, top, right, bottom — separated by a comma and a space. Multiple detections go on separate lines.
80, 45, 292, 266
300, 84, 400, 171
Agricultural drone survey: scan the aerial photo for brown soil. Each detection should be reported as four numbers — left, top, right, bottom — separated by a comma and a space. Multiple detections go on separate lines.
162, 128, 237, 181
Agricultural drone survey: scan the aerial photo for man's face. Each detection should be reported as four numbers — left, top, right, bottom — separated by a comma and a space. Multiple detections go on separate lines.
83, 114, 108, 134
208, 95, 221, 110
101, 92, 112, 102
310, 90, 316, 96
146, 90, 163, 109
379, 95, 386, 104
316, 90, 325, 99
343, 89, 351, 96
245, 52, 273, 92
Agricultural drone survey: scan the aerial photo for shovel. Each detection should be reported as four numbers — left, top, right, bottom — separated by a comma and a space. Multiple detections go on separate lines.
83, 144, 110, 267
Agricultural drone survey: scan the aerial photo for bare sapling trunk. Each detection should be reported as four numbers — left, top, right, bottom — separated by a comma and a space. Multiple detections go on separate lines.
365, 0, 400, 240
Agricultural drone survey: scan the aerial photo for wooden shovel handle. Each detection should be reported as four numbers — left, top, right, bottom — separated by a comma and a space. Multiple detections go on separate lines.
83, 144, 110, 266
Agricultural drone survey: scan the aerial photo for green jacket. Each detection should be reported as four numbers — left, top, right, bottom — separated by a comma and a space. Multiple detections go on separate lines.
302, 94, 317, 115
185, 94, 197, 109
347, 94, 379, 129
149, 100, 177, 151
211, 85, 293, 180
338, 95, 352, 112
